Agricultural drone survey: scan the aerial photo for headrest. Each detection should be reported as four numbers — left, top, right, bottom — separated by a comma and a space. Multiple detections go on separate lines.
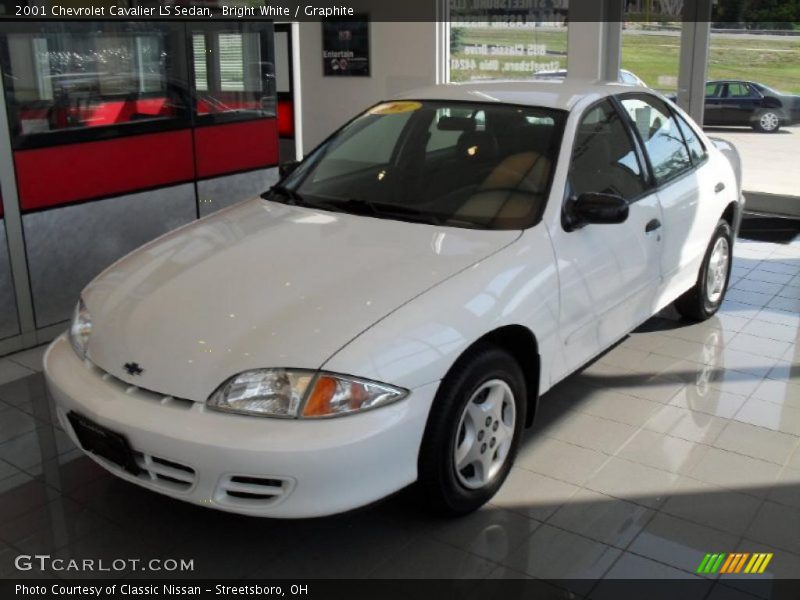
456, 131, 499, 161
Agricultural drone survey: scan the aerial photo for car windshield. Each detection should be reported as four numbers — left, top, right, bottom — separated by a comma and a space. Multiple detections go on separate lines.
272, 100, 567, 230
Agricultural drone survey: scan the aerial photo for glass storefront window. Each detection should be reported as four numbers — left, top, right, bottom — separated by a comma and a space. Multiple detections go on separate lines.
620, 14, 680, 94
448, 1, 568, 82
703, 24, 800, 209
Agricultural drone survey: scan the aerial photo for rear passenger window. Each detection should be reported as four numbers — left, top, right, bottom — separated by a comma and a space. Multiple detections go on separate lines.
726, 83, 756, 98
674, 112, 707, 165
620, 95, 692, 185
569, 100, 647, 201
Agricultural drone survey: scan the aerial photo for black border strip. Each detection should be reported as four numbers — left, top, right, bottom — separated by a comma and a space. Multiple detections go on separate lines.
2, 578, 800, 598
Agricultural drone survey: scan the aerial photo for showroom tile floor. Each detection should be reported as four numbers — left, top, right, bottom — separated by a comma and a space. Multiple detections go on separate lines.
0, 224, 799, 597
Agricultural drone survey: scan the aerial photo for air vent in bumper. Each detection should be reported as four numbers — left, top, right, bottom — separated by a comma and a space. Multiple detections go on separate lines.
133, 452, 197, 491
216, 474, 294, 507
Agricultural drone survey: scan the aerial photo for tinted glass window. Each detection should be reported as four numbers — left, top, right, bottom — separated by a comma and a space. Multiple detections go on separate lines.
569, 100, 646, 201
310, 111, 413, 183
279, 101, 567, 230
674, 112, 707, 165
425, 107, 485, 154
620, 95, 692, 184
705, 83, 721, 98
190, 24, 276, 122
726, 82, 755, 98
0, 22, 188, 148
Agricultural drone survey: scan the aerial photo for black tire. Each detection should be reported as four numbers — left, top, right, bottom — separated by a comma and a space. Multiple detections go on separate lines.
675, 219, 733, 321
752, 109, 781, 133
416, 345, 526, 516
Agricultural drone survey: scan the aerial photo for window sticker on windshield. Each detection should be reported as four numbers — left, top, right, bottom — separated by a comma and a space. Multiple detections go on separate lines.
370, 101, 422, 115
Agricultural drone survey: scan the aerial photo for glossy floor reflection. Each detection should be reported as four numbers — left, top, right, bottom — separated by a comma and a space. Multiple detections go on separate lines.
1, 222, 799, 597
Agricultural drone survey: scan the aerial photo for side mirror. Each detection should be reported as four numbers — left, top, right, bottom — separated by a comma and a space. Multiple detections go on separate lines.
565, 192, 629, 231
279, 161, 300, 178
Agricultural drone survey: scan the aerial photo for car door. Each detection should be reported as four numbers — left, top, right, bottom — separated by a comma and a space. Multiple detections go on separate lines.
722, 82, 762, 126
552, 99, 664, 373
617, 93, 711, 308
704, 82, 725, 125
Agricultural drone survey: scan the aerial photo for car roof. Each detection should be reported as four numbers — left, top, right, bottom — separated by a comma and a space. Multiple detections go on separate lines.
708, 80, 759, 86
393, 79, 650, 112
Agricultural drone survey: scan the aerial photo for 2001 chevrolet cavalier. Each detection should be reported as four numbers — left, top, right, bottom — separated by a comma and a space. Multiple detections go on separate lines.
45, 80, 742, 517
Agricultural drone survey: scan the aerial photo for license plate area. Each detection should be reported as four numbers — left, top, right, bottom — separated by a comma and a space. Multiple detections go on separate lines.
67, 412, 141, 476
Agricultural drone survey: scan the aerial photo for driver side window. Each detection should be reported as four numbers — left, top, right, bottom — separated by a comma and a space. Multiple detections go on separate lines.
569, 100, 647, 201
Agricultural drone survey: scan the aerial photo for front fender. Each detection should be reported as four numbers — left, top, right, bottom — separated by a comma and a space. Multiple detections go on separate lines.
321, 230, 562, 395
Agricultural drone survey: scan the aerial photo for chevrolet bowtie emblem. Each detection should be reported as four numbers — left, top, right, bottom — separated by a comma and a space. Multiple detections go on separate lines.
123, 362, 144, 376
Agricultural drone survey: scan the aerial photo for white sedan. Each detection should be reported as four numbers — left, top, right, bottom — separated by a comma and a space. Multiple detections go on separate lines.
44, 80, 742, 518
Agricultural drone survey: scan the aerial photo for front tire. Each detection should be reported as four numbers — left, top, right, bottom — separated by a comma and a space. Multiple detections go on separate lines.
675, 219, 733, 321
753, 109, 781, 133
417, 346, 526, 516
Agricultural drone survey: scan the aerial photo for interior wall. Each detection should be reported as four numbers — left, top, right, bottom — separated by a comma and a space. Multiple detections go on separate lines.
295, 20, 442, 154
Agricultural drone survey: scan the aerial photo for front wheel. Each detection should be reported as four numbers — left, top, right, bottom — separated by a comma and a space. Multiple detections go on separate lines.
416, 346, 526, 516
753, 110, 781, 133
675, 219, 733, 321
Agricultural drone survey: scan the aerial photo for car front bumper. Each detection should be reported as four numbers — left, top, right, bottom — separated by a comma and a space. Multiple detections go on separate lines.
44, 334, 438, 518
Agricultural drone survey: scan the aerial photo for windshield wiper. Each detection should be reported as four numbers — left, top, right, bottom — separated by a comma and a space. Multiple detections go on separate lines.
261, 184, 307, 206
324, 198, 443, 225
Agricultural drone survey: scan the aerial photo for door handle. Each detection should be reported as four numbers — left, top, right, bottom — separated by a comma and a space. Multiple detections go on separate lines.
645, 219, 662, 233
715, 182, 726, 194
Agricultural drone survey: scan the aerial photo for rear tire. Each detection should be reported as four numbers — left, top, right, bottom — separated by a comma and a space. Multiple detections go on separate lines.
753, 109, 781, 133
416, 345, 526, 516
675, 219, 733, 321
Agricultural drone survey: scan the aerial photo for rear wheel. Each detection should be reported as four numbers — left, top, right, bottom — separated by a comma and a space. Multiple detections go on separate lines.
753, 110, 781, 133
417, 346, 526, 516
675, 219, 733, 321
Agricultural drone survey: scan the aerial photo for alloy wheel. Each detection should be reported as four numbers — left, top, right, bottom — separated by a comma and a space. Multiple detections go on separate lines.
760, 112, 780, 132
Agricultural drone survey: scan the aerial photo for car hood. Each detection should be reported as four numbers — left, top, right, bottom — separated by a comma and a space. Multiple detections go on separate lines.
83, 198, 520, 401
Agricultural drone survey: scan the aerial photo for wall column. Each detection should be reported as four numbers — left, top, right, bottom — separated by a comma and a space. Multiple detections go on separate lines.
677, 0, 713, 123
567, 0, 623, 82
0, 65, 37, 349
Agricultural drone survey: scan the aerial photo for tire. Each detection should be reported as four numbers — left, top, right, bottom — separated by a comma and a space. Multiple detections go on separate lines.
416, 345, 526, 516
753, 109, 781, 133
675, 219, 733, 321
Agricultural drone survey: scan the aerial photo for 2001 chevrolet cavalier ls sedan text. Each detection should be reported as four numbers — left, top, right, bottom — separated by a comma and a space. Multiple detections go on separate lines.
44, 80, 743, 517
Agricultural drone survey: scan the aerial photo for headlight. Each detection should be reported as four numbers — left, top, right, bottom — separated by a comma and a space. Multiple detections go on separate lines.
207, 369, 313, 418
69, 298, 92, 358
207, 369, 407, 418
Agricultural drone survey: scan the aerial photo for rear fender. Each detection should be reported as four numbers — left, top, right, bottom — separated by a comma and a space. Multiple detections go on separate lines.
709, 137, 742, 197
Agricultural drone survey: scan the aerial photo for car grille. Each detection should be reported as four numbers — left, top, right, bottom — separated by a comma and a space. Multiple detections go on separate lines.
90, 362, 196, 411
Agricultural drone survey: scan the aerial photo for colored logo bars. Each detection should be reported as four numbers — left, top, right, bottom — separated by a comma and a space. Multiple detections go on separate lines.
697, 553, 773, 575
